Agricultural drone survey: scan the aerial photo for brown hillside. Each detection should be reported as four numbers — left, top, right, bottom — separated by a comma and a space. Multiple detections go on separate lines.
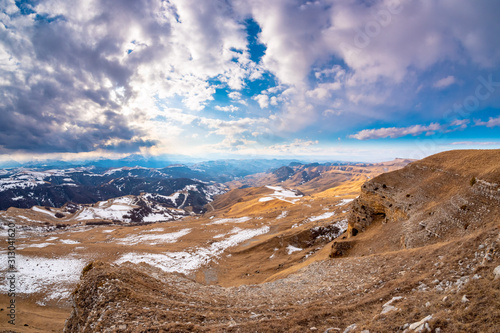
345, 149, 500, 253
225, 160, 411, 194
61, 150, 500, 333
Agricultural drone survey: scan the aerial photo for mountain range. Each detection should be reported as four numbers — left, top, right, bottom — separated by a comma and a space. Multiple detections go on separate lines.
0, 151, 498, 332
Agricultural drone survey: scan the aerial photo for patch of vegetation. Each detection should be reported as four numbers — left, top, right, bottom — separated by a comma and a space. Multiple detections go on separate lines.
470, 176, 477, 186
85, 221, 113, 226
81, 262, 95, 277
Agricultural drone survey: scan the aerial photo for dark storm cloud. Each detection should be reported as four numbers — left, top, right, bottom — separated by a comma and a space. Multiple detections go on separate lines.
0, 0, 172, 154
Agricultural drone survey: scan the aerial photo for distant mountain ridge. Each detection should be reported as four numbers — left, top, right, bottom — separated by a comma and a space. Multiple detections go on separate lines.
0, 158, 375, 211
0, 158, 305, 210
0, 166, 218, 211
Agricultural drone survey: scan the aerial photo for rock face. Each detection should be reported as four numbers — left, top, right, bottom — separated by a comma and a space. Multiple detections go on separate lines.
347, 149, 500, 249
347, 181, 408, 237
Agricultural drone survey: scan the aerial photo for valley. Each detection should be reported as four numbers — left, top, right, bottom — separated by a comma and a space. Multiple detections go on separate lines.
0, 151, 499, 332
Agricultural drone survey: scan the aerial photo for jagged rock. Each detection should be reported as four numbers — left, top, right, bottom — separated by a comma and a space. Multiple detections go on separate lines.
329, 240, 354, 257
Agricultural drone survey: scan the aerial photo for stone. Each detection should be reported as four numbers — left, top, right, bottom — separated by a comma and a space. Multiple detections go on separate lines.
493, 265, 500, 280
381, 305, 398, 314
461, 295, 469, 303
343, 324, 357, 333
409, 315, 432, 331
324, 328, 341, 333
383, 296, 403, 307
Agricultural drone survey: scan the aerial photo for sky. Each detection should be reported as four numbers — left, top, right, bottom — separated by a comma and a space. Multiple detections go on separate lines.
1, 0, 500, 163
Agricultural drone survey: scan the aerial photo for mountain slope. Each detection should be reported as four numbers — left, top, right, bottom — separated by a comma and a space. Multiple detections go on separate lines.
62, 150, 500, 332
343, 149, 500, 255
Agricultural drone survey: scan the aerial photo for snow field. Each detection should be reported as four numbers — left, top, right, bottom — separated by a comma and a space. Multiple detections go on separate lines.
259, 186, 303, 204
115, 226, 270, 274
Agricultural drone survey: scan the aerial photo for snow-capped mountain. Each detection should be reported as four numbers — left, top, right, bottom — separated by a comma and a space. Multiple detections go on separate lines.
0, 166, 226, 212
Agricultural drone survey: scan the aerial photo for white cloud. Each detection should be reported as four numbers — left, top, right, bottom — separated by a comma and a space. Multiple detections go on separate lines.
306, 82, 342, 100
449, 119, 469, 129
237, 0, 500, 113
2, 0, 500, 158
433, 76, 456, 89
268, 139, 319, 153
228, 91, 248, 105
215, 105, 239, 112
349, 123, 443, 140
475, 116, 500, 128
323, 109, 342, 116
228, 92, 242, 100
253, 94, 269, 108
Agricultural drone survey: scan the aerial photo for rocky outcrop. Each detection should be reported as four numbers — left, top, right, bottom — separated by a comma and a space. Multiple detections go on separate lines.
347, 181, 408, 237
347, 149, 500, 249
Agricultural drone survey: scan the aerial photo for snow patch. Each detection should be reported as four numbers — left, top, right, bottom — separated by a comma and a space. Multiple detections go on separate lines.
286, 245, 302, 255
75, 203, 133, 221
116, 228, 191, 245
32, 206, 55, 217
209, 216, 252, 225
21, 243, 54, 249
60, 239, 80, 245
146, 228, 165, 233
259, 186, 302, 204
276, 211, 288, 219
0, 255, 86, 302
115, 226, 269, 274
308, 211, 336, 222
338, 198, 354, 205
143, 213, 172, 222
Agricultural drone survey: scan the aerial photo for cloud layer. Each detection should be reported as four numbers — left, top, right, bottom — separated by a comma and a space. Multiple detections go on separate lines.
1, 0, 499, 160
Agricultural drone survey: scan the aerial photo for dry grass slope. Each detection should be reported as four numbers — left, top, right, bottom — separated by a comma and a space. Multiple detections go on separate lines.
61, 150, 500, 332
